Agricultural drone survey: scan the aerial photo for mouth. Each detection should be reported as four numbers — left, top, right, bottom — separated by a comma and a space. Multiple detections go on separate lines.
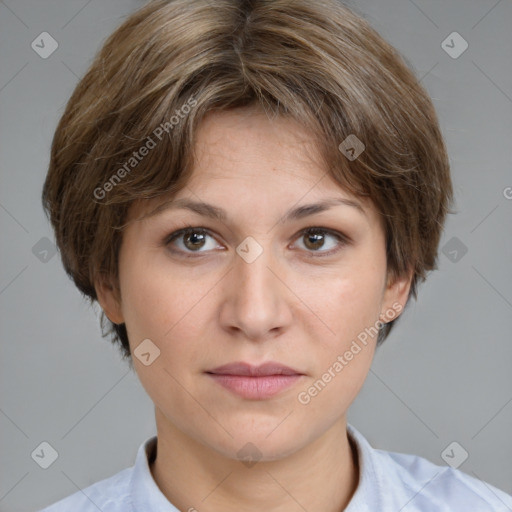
205, 361, 304, 400
207, 361, 303, 377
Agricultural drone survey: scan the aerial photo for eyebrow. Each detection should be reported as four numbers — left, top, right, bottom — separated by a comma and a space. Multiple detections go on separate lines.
144, 197, 367, 223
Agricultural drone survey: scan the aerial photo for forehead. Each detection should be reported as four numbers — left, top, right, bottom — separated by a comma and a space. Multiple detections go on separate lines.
190, 107, 325, 180
129, 108, 377, 223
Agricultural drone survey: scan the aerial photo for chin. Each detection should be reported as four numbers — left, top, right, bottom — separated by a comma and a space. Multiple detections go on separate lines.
203, 424, 309, 464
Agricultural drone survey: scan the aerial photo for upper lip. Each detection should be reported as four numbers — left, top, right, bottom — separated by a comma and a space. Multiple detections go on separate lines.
207, 362, 303, 376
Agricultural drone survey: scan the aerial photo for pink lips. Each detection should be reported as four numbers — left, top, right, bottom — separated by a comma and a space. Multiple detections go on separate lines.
206, 362, 304, 400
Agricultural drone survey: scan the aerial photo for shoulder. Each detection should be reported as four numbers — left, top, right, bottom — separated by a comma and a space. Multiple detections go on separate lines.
376, 448, 512, 511
36, 467, 133, 512
347, 424, 512, 511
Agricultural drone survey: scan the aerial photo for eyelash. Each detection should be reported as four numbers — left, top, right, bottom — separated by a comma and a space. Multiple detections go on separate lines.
163, 225, 350, 259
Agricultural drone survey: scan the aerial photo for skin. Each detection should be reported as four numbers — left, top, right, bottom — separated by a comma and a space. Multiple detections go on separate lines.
96, 107, 412, 512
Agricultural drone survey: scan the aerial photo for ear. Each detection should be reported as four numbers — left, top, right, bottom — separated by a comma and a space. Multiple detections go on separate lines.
94, 274, 125, 325
380, 269, 413, 321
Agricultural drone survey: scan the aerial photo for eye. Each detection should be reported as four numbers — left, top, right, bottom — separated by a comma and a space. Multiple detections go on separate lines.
292, 227, 349, 257
163, 225, 350, 258
164, 226, 222, 256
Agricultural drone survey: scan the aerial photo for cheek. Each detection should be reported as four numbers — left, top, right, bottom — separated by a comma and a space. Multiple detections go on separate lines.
118, 257, 214, 402
120, 269, 172, 342
295, 275, 381, 420
292, 258, 384, 401
119, 254, 217, 359
304, 264, 385, 347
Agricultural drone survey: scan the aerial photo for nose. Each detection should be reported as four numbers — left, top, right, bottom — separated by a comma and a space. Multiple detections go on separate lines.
218, 238, 293, 342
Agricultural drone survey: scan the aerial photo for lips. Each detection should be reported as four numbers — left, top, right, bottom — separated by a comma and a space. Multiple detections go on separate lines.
206, 361, 303, 377
206, 362, 305, 399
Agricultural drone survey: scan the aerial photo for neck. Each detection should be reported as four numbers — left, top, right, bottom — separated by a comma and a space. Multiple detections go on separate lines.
149, 410, 360, 512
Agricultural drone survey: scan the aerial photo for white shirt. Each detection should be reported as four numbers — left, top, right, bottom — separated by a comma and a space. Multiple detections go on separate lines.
38, 423, 512, 511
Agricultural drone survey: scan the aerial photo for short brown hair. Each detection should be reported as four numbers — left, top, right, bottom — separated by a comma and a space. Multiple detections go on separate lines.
42, 0, 454, 363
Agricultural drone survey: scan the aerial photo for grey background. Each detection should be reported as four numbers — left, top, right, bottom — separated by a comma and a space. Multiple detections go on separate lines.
1, 0, 511, 510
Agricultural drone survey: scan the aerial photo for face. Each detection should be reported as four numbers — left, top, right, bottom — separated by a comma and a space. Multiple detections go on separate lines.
96, 108, 411, 462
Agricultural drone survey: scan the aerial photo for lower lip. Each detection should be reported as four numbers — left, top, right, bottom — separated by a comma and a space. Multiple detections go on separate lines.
207, 374, 303, 399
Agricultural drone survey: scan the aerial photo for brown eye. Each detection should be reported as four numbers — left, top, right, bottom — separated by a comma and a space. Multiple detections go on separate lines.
165, 227, 220, 255
303, 230, 326, 250
182, 230, 207, 250
294, 227, 349, 257
164, 225, 349, 259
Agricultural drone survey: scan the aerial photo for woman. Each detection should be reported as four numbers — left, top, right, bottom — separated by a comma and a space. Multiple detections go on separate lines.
38, 0, 512, 510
